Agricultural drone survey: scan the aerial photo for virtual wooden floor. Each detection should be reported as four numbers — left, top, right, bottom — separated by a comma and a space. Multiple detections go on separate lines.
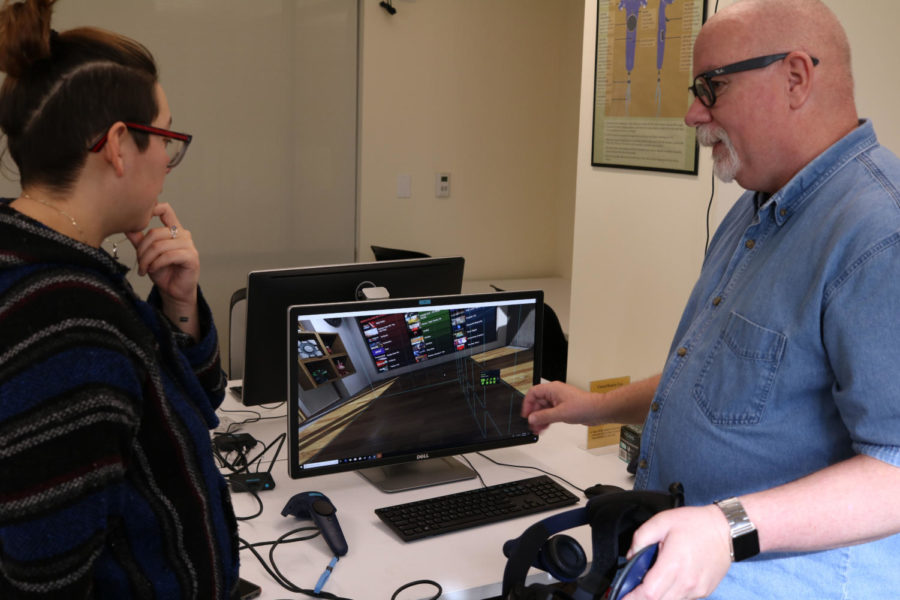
296, 347, 533, 465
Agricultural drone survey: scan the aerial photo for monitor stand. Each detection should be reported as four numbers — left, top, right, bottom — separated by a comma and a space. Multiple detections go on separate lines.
358, 456, 475, 493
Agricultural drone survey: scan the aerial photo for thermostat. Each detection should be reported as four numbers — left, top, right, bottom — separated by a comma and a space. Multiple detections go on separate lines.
435, 172, 450, 198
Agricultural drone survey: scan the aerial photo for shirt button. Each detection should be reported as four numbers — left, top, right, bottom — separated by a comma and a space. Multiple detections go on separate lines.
677, 347, 688, 357
651, 401, 660, 412
712, 296, 722, 306
745, 239, 756, 249
638, 459, 648, 470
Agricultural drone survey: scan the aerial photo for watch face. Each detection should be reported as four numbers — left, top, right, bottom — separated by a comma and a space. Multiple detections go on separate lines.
732, 530, 760, 562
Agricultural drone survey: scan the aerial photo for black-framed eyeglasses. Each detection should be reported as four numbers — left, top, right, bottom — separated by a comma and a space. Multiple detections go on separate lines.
89, 122, 193, 168
689, 52, 820, 108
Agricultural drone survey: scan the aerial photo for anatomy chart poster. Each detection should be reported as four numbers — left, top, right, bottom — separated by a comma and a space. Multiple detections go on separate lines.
591, 0, 706, 173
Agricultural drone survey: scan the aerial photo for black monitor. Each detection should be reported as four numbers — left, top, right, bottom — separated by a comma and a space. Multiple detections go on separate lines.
240, 257, 465, 406
286, 290, 543, 492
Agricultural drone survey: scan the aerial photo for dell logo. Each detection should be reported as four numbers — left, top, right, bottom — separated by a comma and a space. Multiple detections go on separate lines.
416, 453, 430, 460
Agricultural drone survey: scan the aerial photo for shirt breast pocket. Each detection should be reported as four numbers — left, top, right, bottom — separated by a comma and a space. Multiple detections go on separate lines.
692, 311, 786, 425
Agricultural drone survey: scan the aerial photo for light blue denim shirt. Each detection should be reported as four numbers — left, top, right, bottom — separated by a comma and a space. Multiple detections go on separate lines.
635, 120, 900, 599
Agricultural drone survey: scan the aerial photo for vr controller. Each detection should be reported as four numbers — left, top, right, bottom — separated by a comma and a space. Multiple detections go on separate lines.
281, 491, 348, 557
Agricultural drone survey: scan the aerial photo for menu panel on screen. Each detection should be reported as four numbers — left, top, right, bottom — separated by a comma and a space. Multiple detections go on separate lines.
359, 306, 497, 372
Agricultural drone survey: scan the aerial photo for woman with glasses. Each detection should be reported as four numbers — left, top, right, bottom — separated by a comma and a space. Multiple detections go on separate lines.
0, 1, 239, 598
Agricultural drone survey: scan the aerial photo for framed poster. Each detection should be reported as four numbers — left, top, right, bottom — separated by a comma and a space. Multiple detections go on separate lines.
591, 0, 707, 174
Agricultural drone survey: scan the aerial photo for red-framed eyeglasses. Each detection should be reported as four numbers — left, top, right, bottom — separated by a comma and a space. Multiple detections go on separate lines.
89, 122, 193, 168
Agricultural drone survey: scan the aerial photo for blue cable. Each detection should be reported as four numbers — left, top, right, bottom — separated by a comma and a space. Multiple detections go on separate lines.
314, 556, 339, 594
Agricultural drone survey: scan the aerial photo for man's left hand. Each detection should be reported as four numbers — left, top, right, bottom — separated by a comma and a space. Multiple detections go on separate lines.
621, 505, 733, 600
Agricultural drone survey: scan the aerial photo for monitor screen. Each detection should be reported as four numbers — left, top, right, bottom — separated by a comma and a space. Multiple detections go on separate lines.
287, 290, 543, 492
240, 257, 464, 406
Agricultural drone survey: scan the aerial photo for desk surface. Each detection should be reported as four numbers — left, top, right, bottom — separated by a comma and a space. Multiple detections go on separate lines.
219, 388, 630, 600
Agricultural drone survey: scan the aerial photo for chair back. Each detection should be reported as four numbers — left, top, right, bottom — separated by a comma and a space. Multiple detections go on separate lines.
370, 245, 430, 261
541, 303, 568, 382
229, 287, 247, 380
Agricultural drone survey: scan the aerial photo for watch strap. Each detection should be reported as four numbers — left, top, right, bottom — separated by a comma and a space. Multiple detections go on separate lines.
715, 497, 760, 562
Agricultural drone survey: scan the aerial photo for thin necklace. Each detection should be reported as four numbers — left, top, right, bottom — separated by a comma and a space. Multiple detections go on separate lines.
106, 235, 127, 260
21, 193, 87, 242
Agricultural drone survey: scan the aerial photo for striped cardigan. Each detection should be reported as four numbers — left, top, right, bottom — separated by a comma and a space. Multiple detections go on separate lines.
0, 202, 239, 599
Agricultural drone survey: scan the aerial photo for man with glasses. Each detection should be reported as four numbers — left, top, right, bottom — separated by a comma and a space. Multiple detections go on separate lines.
523, 1, 900, 598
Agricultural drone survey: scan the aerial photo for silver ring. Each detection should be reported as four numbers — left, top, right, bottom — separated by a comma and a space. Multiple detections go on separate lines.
170, 225, 178, 239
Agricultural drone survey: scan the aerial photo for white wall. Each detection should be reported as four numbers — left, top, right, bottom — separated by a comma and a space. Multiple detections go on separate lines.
566, 0, 900, 389
0, 0, 359, 355
357, 0, 583, 280
2, 1, 585, 365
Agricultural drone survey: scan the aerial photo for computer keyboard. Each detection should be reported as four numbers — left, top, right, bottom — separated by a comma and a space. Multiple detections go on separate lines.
374, 475, 580, 542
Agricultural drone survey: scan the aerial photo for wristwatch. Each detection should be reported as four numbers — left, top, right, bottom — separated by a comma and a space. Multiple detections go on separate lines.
714, 497, 759, 562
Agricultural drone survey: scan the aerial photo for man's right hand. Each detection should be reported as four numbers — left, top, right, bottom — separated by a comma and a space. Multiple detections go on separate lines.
521, 381, 599, 434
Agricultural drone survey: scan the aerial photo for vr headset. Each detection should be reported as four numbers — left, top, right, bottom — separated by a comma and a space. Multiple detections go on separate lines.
501, 483, 684, 600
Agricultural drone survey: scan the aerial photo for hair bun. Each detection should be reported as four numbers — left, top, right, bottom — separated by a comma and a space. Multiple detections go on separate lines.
0, 0, 59, 79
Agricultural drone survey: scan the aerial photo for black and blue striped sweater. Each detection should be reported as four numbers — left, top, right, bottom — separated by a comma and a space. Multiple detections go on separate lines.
0, 201, 239, 598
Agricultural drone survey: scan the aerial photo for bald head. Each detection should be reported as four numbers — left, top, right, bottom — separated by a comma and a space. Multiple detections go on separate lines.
687, 0, 859, 192
703, 0, 855, 109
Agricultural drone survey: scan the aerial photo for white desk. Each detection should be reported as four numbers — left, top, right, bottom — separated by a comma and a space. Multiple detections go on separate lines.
219, 389, 631, 600
462, 278, 571, 334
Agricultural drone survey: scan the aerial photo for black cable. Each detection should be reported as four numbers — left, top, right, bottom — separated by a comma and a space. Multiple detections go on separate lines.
242, 528, 443, 600
705, 169, 715, 256
231, 481, 264, 521
703, 0, 721, 257
217, 433, 286, 476
215, 433, 286, 520
266, 433, 286, 474
390, 579, 442, 600
218, 407, 263, 430
218, 405, 285, 433
460, 454, 486, 488
211, 431, 256, 471
238, 529, 318, 551
238, 529, 354, 600
212, 440, 250, 473
213, 446, 250, 474
475, 451, 585, 494
219, 401, 285, 414
258, 401, 286, 409
270, 528, 354, 600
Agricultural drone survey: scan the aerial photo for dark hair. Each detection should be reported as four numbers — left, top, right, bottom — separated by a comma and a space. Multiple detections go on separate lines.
0, 0, 159, 191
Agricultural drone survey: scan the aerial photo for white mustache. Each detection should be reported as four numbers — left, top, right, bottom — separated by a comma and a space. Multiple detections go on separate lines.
697, 124, 726, 147
696, 125, 740, 183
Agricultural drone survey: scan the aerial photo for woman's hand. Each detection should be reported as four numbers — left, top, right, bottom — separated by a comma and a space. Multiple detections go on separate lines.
126, 202, 200, 338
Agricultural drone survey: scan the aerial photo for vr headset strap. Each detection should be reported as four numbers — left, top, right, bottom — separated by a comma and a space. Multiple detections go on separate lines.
501, 507, 588, 598
575, 491, 682, 598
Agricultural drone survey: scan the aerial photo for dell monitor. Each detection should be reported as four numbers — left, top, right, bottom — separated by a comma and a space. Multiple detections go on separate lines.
240, 257, 465, 406
286, 290, 543, 492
